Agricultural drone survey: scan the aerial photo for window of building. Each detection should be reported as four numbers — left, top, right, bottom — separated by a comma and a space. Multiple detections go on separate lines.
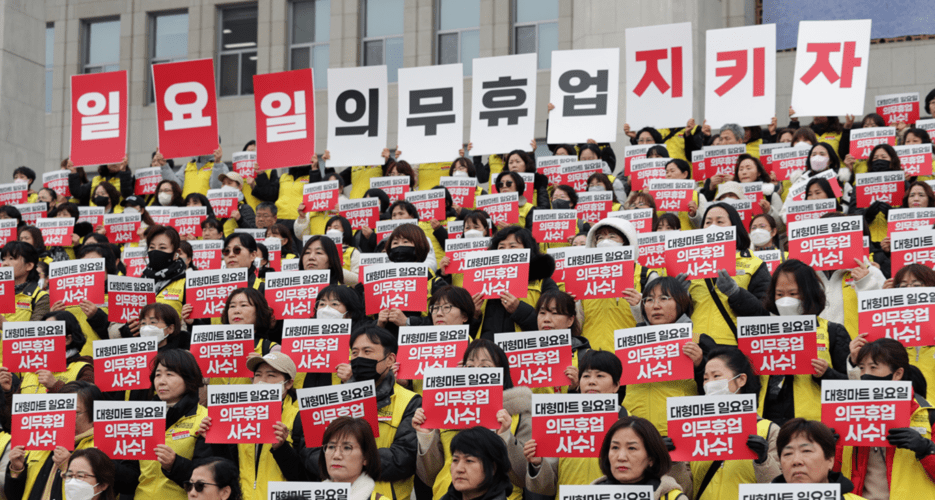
362, 0, 404, 82
437, 0, 479, 76
218, 5, 258, 97
46, 23, 53, 113
514, 0, 558, 69
82, 18, 120, 74
290, 0, 330, 89
149, 11, 188, 104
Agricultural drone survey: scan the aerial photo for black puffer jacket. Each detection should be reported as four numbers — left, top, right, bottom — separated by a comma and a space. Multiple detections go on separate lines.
478, 252, 557, 340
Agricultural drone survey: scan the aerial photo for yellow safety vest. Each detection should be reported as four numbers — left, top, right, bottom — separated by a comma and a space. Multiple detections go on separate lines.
276, 173, 310, 220
210, 339, 277, 386
756, 318, 833, 421
22, 433, 95, 499
518, 202, 535, 228
373, 384, 419, 500
689, 252, 764, 346
66, 300, 108, 358
343, 246, 355, 273
625, 377, 698, 436
135, 404, 209, 500
239, 398, 300, 500
745, 140, 762, 160
351, 166, 384, 199
182, 161, 215, 198
0, 432, 8, 500
691, 419, 774, 500
660, 127, 697, 162
19, 361, 89, 394
434, 418, 523, 500
2, 283, 47, 365
156, 278, 186, 318
581, 263, 647, 352
418, 162, 451, 191
420, 219, 454, 265
90, 175, 125, 206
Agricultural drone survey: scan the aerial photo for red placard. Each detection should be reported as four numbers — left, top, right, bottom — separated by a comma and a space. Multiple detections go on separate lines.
171, 207, 206, 238
49, 259, 106, 307
206, 384, 281, 444
231, 151, 257, 179
12, 394, 77, 450
17, 204, 47, 226
261, 237, 282, 272
280, 319, 351, 373
918, 119, 935, 142
623, 144, 664, 176
614, 323, 694, 384
254, 69, 315, 170
191, 325, 254, 378
667, 394, 758, 461
121, 247, 147, 278
36, 218, 73, 247
0, 219, 16, 247
719, 198, 754, 223
134, 167, 161, 196
0, 183, 27, 206
42, 171, 71, 198
638, 232, 666, 269
70, 71, 127, 166
753, 250, 782, 274
370, 176, 410, 202
78, 206, 105, 227
630, 158, 668, 191
397, 325, 470, 380
491, 172, 535, 204
894, 144, 933, 177
691, 150, 707, 181
559, 160, 603, 192
857, 287, 935, 347
784, 199, 838, 224
264, 270, 331, 319
536, 156, 577, 187
339, 198, 381, 230
576, 192, 614, 225
855, 171, 905, 208
147, 206, 172, 226
2, 321, 67, 373
850, 127, 897, 160
770, 146, 810, 181
787, 217, 864, 271
495, 330, 573, 388
185, 269, 249, 319
547, 248, 566, 283
443, 237, 491, 275
439, 177, 477, 209
362, 263, 429, 315
664, 226, 737, 280
405, 189, 447, 222
609, 209, 653, 233
531, 394, 619, 457
153, 59, 219, 159
297, 381, 379, 446
462, 249, 530, 299
188, 240, 222, 271
759, 142, 790, 174
703, 145, 746, 179
302, 180, 339, 213
0, 268, 13, 314
422, 368, 504, 429
737, 315, 819, 375
564, 247, 636, 300
821, 380, 912, 447
93, 401, 166, 460
207, 188, 239, 219
875, 93, 920, 126
532, 210, 577, 244
107, 276, 155, 323
891, 229, 935, 270
648, 179, 694, 212
104, 213, 141, 244
92, 337, 158, 392
740, 182, 765, 216
357, 253, 391, 284
476, 192, 519, 226
375, 218, 418, 244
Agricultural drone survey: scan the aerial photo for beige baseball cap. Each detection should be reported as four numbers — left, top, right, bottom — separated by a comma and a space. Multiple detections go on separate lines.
246, 352, 297, 380
217, 171, 244, 187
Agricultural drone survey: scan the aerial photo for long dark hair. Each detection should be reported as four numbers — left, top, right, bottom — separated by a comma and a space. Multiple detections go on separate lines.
764, 259, 826, 316
599, 417, 671, 483
299, 235, 345, 285
221, 287, 275, 334
700, 202, 752, 252
449, 427, 512, 498
856, 338, 928, 398
316, 285, 366, 324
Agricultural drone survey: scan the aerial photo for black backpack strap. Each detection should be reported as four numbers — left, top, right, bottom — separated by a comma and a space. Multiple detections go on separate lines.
696, 460, 723, 500
661, 127, 684, 143
704, 278, 737, 335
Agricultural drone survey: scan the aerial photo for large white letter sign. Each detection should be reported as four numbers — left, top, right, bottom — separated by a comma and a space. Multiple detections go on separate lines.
253, 69, 315, 171
397, 64, 464, 165
327, 66, 388, 168
153, 59, 219, 159
70, 70, 128, 166
705, 24, 776, 127
547, 48, 620, 144
471, 54, 537, 156
625, 23, 693, 129
791, 20, 871, 117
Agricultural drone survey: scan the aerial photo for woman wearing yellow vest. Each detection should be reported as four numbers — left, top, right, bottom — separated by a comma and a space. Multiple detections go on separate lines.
881, 181, 935, 256
207, 288, 281, 387
217, 172, 258, 237
590, 417, 688, 500
475, 227, 558, 339
196, 352, 308, 500
624, 120, 704, 163
500, 149, 550, 209
524, 350, 630, 494
324, 216, 362, 285
663, 159, 701, 230
413, 340, 532, 500
729, 259, 851, 424
0, 241, 49, 328
63, 448, 117, 500
440, 427, 514, 500
18, 311, 94, 394
492, 171, 536, 230
850, 144, 909, 243
837, 338, 935, 499
141, 225, 188, 322
48, 243, 116, 358
295, 170, 347, 238
68, 159, 134, 207
773, 419, 867, 499
839, 113, 887, 178
351, 188, 391, 255
438, 211, 491, 287
448, 156, 487, 214
316, 416, 386, 500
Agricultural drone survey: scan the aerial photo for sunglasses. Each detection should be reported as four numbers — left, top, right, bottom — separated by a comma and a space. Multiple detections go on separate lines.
498, 181, 514, 188
221, 246, 245, 257
183, 481, 219, 493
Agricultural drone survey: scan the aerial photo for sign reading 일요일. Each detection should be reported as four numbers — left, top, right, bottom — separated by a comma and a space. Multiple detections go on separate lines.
280, 319, 352, 373
875, 92, 920, 126
12, 393, 77, 450
563, 246, 636, 301
443, 237, 491, 275
422, 367, 504, 430
49, 258, 106, 307
821, 380, 912, 447
439, 176, 478, 209
894, 143, 933, 177
850, 127, 897, 160
637, 232, 666, 269
532, 210, 578, 244
190, 325, 254, 379
268, 482, 352, 500
36, 217, 74, 247
264, 270, 331, 319
739, 484, 840, 500
362, 263, 429, 315
396, 325, 471, 380
664, 226, 736, 280
857, 287, 935, 347
495, 330, 573, 389
93, 337, 158, 392
93, 401, 166, 460
297, 381, 379, 446
614, 323, 694, 385
461, 249, 531, 300
531, 394, 619, 458
103, 213, 142, 244
185, 268, 249, 319
648, 179, 694, 212
889, 228, 935, 269
787, 216, 864, 271
575, 191, 614, 224
3, 321, 67, 373
303, 180, 340, 213
609, 208, 654, 234
737, 315, 819, 375
667, 394, 758, 462
206, 384, 282, 444
475, 192, 519, 226
189, 240, 224, 271
339, 197, 381, 231
107, 275, 155, 323
855, 171, 905, 208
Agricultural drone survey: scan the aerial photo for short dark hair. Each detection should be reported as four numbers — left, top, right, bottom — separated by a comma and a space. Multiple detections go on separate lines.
1, 241, 39, 282
222, 288, 274, 333
654, 213, 681, 231
495, 171, 525, 197
387, 161, 417, 189
856, 338, 927, 398
578, 350, 622, 385
869, 143, 902, 172
385, 224, 430, 262
463, 211, 490, 234
365, 188, 392, 213
665, 159, 692, 179
429, 285, 475, 322
587, 173, 617, 202
78, 243, 118, 276
552, 185, 578, 208
599, 417, 671, 482
267, 223, 296, 256
732, 154, 770, 183
634, 127, 663, 144
389, 200, 420, 219
140, 303, 182, 338
764, 259, 826, 316
318, 417, 382, 480
316, 285, 366, 323
13, 166, 36, 184
256, 201, 278, 217
535, 290, 581, 338
150, 349, 204, 398
893, 263, 935, 287
300, 235, 345, 284
503, 150, 534, 172
59, 380, 103, 420
44, 310, 86, 353
192, 458, 243, 500
449, 157, 476, 177
69, 449, 116, 500
750, 213, 780, 249
776, 418, 836, 461
184, 193, 216, 219
449, 427, 512, 498
0, 205, 23, 227
144, 225, 181, 253
805, 177, 837, 203
489, 226, 541, 256
17, 226, 44, 251
350, 326, 398, 356
224, 232, 258, 253
325, 215, 355, 247
791, 128, 818, 147
805, 142, 841, 175
94, 181, 121, 207
462, 339, 513, 390
905, 128, 934, 146
640, 276, 694, 320
154, 180, 183, 206
706, 347, 761, 397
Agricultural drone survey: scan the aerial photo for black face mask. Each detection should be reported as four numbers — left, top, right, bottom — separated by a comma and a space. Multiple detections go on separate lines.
869, 159, 891, 172
351, 356, 386, 382
552, 199, 571, 210
860, 372, 894, 382
94, 196, 111, 207
147, 250, 174, 271
388, 245, 418, 263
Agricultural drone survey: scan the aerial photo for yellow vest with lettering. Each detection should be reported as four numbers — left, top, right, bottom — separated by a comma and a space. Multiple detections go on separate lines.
2, 284, 46, 364
689, 253, 764, 346
581, 263, 647, 352
22, 434, 95, 499
690, 419, 773, 500
182, 161, 214, 198
19, 361, 89, 394
756, 318, 832, 421
136, 404, 209, 500
276, 173, 310, 221
156, 278, 186, 317
374, 385, 419, 500
238, 399, 299, 500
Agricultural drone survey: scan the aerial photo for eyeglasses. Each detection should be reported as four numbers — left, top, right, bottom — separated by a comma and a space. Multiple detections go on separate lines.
183, 481, 220, 493
642, 295, 673, 306
221, 246, 245, 257
325, 443, 360, 454
61, 471, 95, 480
497, 181, 514, 188
429, 304, 454, 315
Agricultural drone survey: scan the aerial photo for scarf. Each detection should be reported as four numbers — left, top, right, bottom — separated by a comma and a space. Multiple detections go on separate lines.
142, 258, 187, 294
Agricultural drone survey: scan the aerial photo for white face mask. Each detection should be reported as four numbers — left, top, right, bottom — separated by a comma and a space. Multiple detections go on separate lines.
750, 228, 772, 247
65, 478, 99, 500
317, 306, 345, 320
452, 170, 469, 178
463, 229, 484, 239
157, 193, 173, 206
596, 238, 622, 248
588, 185, 606, 192
37, 278, 45, 290
810, 155, 830, 172
775, 296, 803, 316
139, 325, 166, 343
325, 229, 344, 243
795, 141, 811, 148
704, 375, 741, 396
124, 207, 138, 214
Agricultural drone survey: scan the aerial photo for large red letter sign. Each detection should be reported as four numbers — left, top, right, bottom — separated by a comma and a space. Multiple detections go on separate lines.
626, 23, 693, 129
70, 71, 128, 166
791, 20, 871, 117
153, 59, 219, 159
254, 69, 315, 171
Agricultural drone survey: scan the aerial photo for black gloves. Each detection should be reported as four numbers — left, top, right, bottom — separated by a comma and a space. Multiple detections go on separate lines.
888, 427, 935, 459
747, 434, 769, 464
